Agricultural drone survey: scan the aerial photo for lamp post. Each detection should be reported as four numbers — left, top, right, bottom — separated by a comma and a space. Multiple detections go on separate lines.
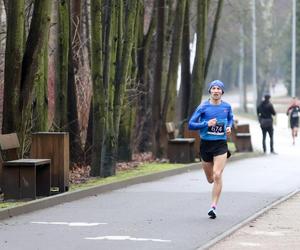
292, 0, 296, 97
252, 0, 257, 109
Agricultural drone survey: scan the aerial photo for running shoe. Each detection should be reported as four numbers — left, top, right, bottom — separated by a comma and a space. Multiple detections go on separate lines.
208, 207, 216, 219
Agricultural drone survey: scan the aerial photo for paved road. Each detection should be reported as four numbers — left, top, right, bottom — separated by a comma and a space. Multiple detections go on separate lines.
0, 115, 299, 250
0, 155, 299, 249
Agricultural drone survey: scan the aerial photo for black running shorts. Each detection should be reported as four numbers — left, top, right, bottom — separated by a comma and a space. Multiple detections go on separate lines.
200, 139, 231, 162
290, 117, 299, 129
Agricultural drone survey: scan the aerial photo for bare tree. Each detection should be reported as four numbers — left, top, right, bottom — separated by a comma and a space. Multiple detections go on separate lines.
189, 0, 207, 116
18, 0, 52, 153
2, 0, 25, 134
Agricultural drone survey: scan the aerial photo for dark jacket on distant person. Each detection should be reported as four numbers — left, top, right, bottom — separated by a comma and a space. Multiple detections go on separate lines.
257, 96, 276, 128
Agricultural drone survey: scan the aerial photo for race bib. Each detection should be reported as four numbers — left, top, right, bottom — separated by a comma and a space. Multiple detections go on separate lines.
207, 122, 225, 135
291, 110, 299, 118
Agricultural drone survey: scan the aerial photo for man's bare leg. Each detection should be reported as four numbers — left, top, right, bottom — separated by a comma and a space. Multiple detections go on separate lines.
292, 127, 298, 145
211, 153, 227, 206
292, 128, 296, 145
202, 161, 214, 183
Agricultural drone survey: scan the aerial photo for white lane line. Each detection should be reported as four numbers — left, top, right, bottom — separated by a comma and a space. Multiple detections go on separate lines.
252, 230, 285, 236
85, 235, 171, 243
239, 242, 261, 247
31, 222, 107, 227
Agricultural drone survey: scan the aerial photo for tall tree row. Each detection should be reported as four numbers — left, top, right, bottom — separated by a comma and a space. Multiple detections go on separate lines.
90, 0, 140, 176
1, 0, 218, 178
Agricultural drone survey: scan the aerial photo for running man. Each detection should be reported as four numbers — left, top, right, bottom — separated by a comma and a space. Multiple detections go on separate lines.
188, 80, 233, 219
286, 97, 300, 145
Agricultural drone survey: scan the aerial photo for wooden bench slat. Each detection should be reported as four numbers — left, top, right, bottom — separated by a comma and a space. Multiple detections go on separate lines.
169, 138, 195, 143
236, 133, 251, 137
0, 133, 20, 150
4, 159, 51, 166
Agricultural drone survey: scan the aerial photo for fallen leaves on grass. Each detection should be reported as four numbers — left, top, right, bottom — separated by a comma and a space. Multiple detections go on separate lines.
69, 152, 168, 184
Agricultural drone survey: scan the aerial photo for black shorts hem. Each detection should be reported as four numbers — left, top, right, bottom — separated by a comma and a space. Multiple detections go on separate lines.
200, 139, 230, 162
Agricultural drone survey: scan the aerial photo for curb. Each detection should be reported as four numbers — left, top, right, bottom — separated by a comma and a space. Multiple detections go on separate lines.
197, 189, 300, 250
0, 151, 262, 220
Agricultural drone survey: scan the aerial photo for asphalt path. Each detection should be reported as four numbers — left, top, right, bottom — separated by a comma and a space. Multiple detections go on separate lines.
0, 149, 299, 250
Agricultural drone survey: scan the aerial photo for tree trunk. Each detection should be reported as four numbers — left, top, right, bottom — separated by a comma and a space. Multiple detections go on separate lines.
0, 1, 5, 128
257, 0, 274, 104
90, 0, 104, 176
133, 6, 155, 153
19, 0, 52, 155
104, 0, 137, 176
178, 0, 190, 121
68, 0, 83, 163
100, 0, 116, 176
2, 0, 25, 134
204, 0, 224, 80
54, 0, 69, 131
118, 0, 142, 161
162, 0, 186, 123
84, 98, 93, 165
3, 0, 8, 16
32, 41, 49, 131
71, 0, 91, 141
118, 104, 133, 161
68, 52, 82, 162
152, 0, 165, 158
238, 21, 248, 112
47, 0, 58, 128
189, 0, 207, 116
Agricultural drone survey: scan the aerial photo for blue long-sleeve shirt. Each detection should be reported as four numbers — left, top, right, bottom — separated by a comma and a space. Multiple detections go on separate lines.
188, 100, 234, 141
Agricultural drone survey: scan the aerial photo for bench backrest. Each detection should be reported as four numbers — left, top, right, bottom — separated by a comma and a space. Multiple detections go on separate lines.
0, 133, 20, 161
165, 122, 177, 139
235, 124, 250, 133
182, 122, 200, 156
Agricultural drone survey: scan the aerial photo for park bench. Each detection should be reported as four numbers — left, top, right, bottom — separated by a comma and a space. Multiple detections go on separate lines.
182, 121, 200, 159
231, 122, 253, 152
0, 133, 51, 200
166, 122, 195, 163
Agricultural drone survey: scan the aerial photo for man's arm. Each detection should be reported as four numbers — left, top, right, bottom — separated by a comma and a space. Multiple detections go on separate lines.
188, 105, 208, 130
227, 106, 234, 128
270, 104, 276, 116
286, 105, 292, 115
257, 104, 262, 119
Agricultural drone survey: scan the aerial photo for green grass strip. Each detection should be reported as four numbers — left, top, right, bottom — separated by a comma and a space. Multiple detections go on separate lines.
69, 163, 185, 191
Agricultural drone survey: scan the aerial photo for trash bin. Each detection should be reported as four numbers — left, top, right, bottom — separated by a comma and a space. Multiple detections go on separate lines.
31, 132, 69, 193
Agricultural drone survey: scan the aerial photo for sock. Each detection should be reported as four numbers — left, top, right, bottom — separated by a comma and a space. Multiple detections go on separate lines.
211, 204, 216, 210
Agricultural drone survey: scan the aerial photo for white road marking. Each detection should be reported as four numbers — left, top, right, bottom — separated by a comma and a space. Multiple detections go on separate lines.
239, 242, 261, 247
31, 222, 107, 227
85, 235, 171, 243
252, 230, 285, 236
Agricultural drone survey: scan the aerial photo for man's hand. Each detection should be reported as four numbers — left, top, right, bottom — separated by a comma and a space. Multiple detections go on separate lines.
208, 118, 217, 127
226, 127, 231, 136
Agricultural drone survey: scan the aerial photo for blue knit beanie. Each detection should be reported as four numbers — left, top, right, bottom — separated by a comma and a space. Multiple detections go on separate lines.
208, 80, 225, 94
